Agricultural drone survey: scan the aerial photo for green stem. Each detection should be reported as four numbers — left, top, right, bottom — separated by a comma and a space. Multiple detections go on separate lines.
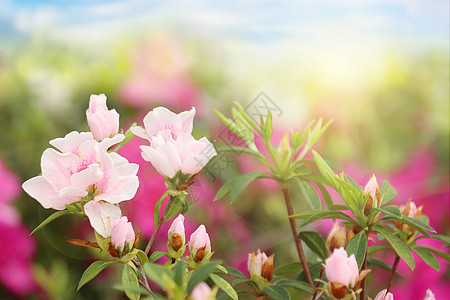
145, 196, 175, 256
282, 186, 314, 287
360, 232, 369, 300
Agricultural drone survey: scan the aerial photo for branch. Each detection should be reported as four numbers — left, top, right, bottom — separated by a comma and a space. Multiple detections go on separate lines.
387, 255, 400, 292
145, 196, 175, 255
282, 186, 314, 287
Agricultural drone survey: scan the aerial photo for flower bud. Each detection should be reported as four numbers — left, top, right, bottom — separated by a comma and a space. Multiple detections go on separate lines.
396, 199, 423, 233
363, 175, 381, 215
326, 221, 347, 253
325, 248, 359, 299
189, 225, 211, 263
423, 289, 435, 300
346, 230, 355, 244
191, 282, 214, 300
111, 217, 135, 254
168, 214, 185, 252
374, 289, 394, 300
86, 94, 120, 141
247, 250, 274, 281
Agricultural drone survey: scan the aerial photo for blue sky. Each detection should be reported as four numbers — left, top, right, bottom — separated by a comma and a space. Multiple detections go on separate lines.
1, 0, 448, 49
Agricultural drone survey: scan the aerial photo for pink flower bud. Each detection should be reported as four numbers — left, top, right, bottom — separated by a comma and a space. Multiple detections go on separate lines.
325, 248, 359, 293
396, 199, 423, 233
423, 289, 435, 300
84, 201, 122, 238
247, 249, 274, 281
326, 221, 347, 253
374, 289, 394, 300
190, 282, 213, 300
168, 214, 185, 252
111, 217, 135, 252
189, 225, 211, 263
363, 175, 381, 215
86, 94, 120, 141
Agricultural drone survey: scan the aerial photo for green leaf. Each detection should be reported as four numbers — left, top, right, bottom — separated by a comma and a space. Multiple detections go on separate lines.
416, 234, 450, 245
148, 251, 166, 263
295, 178, 321, 210
344, 175, 362, 192
415, 245, 450, 261
317, 183, 334, 209
274, 262, 302, 277
122, 264, 140, 300
299, 231, 327, 260
346, 231, 368, 270
174, 261, 186, 287
412, 248, 440, 271
30, 210, 73, 235
367, 245, 392, 255
224, 267, 246, 279
136, 250, 149, 266
400, 216, 436, 234
114, 284, 150, 296
165, 195, 183, 221
297, 262, 323, 283
367, 257, 395, 273
231, 278, 257, 288
325, 159, 343, 172
264, 285, 291, 300
143, 263, 173, 290
210, 273, 238, 300
218, 146, 265, 160
187, 260, 221, 293
312, 150, 337, 187
265, 110, 273, 140
373, 206, 402, 218
154, 191, 169, 228
291, 210, 354, 227
373, 225, 415, 270
380, 180, 397, 206
77, 260, 116, 291
113, 123, 137, 152
276, 279, 313, 293
214, 172, 266, 202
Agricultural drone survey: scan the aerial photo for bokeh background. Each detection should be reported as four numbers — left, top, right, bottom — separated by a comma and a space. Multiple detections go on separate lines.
0, 1, 448, 299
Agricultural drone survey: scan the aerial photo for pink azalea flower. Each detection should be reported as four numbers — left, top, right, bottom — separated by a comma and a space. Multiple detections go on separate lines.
110, 216, 135, 251
132, 107, 216, 178
423, 288, 436, 300
325, 247, 359, 288
84, 200, 122, 238
22, 132, 139, 210
86, 94, 120, 141
374, 289, 394, 300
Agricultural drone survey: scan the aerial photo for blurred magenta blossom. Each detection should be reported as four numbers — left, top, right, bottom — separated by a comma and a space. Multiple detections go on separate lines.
0, 159, 36, 297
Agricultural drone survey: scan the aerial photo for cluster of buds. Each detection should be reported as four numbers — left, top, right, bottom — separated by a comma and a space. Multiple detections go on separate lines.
247, 249, 274, 293
167, 215, 213, 268
109, 217, 139, 258
363, 175, 381, 216
395, 199, 423, 235
325, 248, 370, 299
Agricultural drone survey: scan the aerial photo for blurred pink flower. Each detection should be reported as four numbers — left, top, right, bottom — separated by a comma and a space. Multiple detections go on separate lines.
0, 159, 36, 297
86, 94, 120, 141
190, 282, 213, 300
119, 37, 200, 110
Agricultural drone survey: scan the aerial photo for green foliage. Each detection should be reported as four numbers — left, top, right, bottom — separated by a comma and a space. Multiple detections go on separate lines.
30, 210, 74, 235
77, 260, 116, 291
122, 264, 141, 300
346, 231, 368, 270
214, 171, 266, 202
187, 260, 222, 293
263, 285, 291, 300
299, 231, 327, 260
294, 178, 321, 210
373, 225, 415, 270
210, 273, 238, 300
